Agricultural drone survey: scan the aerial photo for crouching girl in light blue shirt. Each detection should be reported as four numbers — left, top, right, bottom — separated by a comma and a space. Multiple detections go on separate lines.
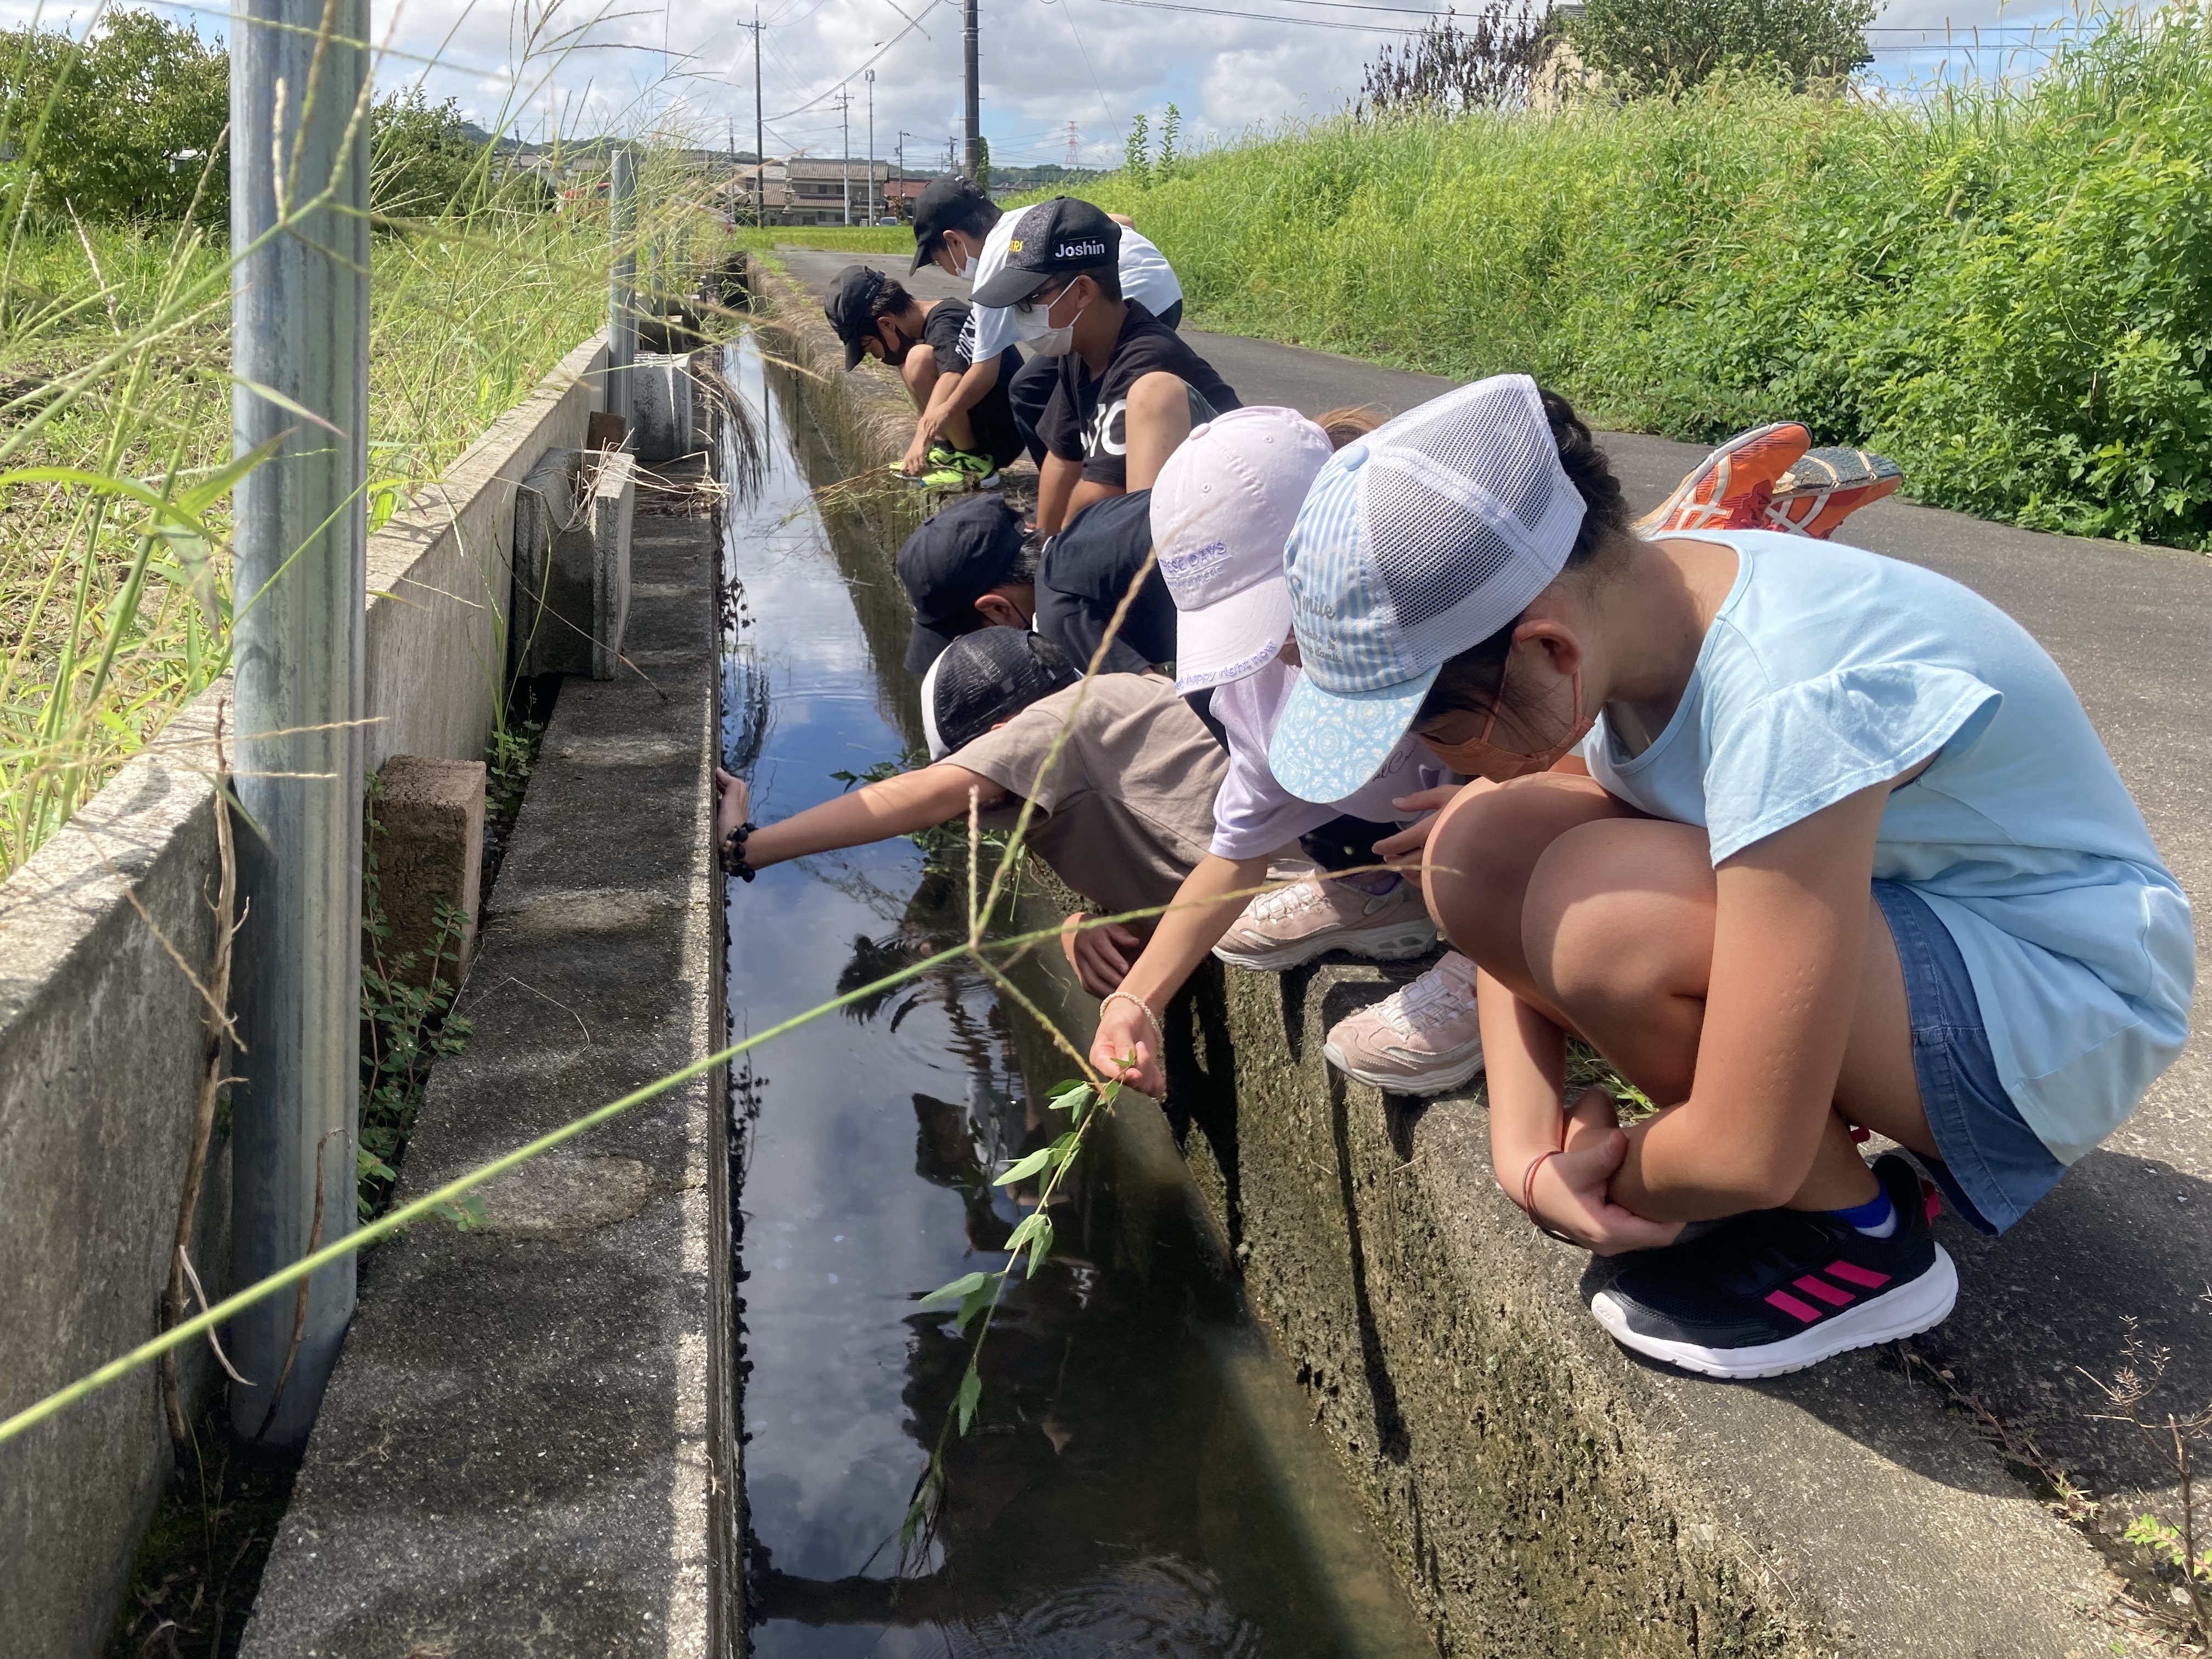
1257, 374, 2194, 1380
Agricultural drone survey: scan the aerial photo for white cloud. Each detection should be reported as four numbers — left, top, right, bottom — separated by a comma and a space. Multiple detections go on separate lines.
0, 0, 2096, 167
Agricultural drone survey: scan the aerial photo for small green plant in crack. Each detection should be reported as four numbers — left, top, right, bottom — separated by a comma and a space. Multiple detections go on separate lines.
2084, 1312, 2212, 1643
358, 773, 481, 1229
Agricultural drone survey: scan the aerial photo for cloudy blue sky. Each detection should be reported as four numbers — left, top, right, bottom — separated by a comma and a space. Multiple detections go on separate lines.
12, 0, 2086, 170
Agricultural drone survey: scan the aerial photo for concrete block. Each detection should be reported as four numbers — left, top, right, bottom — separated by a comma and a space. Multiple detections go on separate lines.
512, 448, 634, 682
368, 755, 485, 990
588, 449, 635, 682
630, 352, 696, 462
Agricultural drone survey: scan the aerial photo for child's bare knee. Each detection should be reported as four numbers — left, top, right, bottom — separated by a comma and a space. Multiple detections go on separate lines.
1523, 820, 1712, 1010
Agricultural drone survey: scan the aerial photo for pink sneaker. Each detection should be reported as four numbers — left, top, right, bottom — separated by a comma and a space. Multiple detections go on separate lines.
1323, 951, 1485, 1095
1212, 874, 1436, 971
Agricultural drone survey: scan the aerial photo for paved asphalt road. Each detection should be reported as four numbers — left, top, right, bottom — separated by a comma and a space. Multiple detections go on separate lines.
773, 244, 2212, 1215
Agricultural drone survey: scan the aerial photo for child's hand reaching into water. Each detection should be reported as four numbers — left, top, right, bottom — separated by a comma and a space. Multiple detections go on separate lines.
1522, 1088, 1684, 1256
715, 768, 749, 845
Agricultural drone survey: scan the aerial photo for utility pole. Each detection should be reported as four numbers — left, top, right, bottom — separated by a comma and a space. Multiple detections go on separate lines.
865, 69, 876, 225
751, 7, 765, 227
228, 0, 368, 1448
838, 88, 852, 226
962, 0, 980, 177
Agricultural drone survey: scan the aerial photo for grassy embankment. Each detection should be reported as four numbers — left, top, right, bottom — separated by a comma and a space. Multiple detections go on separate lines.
1090, 7, 2212, 552
0, 213, 619, 879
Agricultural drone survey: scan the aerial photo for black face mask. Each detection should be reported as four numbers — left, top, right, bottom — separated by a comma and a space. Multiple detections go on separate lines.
878, 324, 915, 368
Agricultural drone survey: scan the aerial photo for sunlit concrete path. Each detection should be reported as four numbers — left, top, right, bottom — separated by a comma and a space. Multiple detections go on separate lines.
781, 239, 2212, 1584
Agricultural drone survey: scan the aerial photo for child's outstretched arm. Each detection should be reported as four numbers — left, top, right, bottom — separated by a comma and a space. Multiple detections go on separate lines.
716, 764, 1009, 872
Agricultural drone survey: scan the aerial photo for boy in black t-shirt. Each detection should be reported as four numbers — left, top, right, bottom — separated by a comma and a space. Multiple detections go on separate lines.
973, 199, 1240, 536
822, 264, 1025, 490
972, 199, 1240, 672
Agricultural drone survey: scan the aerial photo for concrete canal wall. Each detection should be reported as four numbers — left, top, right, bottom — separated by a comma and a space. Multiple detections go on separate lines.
236, 358, 733, 1657
748, 255, 2163, 1657
0, 334, 610, 1659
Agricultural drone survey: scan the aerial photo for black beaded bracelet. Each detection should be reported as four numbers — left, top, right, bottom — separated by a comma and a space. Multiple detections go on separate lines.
720, 821, 758, 881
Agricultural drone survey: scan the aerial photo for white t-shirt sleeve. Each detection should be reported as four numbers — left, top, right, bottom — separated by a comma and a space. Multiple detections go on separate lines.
964, 216, 1020, 362
1114, 225, 1183, 318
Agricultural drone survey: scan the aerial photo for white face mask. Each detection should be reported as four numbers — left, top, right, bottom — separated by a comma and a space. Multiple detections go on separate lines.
1014, 289, 1083, 357
941, 236, 976, 280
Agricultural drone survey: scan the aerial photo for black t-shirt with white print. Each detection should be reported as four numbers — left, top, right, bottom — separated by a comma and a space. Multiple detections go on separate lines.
1036, 302, 1242, 489
919, 297, 1026, 471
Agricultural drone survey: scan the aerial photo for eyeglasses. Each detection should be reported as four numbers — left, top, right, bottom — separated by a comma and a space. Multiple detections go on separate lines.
1014, 281, 1068, 317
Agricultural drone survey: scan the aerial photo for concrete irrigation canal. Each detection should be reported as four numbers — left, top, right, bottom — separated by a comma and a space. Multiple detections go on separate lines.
719, 333, 1434, 1656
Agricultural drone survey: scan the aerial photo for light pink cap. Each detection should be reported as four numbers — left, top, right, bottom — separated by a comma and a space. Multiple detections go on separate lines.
1150, 405, 1334, 694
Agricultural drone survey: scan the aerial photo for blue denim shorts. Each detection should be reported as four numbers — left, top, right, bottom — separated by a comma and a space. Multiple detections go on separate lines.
1874, 880, 2066, 1235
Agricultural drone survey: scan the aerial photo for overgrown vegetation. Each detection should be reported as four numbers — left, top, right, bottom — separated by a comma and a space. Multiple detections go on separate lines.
1095, 2, 2212, 550
0, 8, 731, 881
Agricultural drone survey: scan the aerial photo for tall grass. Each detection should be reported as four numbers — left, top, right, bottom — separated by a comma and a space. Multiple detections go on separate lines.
0, 208, 619, 876
1093, 2, 2212, 550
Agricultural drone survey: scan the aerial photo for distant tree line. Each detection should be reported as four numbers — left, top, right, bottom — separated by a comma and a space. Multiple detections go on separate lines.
0, 9, 536, 227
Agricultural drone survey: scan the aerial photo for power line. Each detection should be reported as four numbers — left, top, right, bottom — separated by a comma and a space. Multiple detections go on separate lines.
1081, 0, 1431, 33
763, 0, 953, 120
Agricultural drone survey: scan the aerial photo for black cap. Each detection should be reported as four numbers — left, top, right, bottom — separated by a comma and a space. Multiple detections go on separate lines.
895, 495, 1028, 674
910, 176, 996, 273
970, 198, 1121, 309
823, 264, 888, 370
921, 628, 1079, 759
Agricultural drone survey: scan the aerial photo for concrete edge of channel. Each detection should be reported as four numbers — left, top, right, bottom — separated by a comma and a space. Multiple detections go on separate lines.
746, 257, 2145, 1658
0, 332, 612, 1659
235, 364, 734, 1657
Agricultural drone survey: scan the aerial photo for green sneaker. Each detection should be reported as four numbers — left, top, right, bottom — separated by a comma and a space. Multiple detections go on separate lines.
938, 444, 1001, 490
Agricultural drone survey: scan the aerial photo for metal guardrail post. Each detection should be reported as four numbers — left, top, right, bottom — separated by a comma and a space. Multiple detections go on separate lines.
227, 0, 370, 1447
610, 146, 637, 428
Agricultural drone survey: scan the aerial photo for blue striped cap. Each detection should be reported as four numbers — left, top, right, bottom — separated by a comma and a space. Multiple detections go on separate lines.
1269, 375, 1586, 802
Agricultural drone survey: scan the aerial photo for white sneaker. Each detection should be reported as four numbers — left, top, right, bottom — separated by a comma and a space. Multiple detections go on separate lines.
1323, 951, 1485, 1095
1212, 874, 1437, 971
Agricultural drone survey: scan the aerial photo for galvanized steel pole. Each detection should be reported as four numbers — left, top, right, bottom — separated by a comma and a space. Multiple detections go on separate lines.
227, 0, 369, 1446
839, 89, 852, 227
610, 146, 637, 431
865, 70, 876, 224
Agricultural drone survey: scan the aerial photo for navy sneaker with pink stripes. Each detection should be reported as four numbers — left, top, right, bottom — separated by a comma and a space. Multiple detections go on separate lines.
1590, 1155, 1957, 1379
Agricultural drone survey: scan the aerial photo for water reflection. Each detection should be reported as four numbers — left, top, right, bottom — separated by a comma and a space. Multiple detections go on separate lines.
719, 335, 1430, 1659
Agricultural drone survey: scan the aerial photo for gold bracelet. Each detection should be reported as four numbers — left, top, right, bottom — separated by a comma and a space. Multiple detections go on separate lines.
1100, 989, 1160, 1040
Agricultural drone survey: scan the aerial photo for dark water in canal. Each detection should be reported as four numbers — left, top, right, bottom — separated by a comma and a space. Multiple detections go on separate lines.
717, 336, 1434, 1659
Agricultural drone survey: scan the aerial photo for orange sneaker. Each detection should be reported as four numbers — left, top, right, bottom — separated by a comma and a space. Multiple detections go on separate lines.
1765, 446, 1904, 538
1639, 422, 1810, 536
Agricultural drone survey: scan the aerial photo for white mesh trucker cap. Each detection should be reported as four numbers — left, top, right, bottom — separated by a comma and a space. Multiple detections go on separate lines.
1150, 407, 1335, 695
1267, 374, 1587, 802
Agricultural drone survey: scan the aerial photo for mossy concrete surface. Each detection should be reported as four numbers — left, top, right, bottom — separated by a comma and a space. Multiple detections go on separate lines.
1216, 956, 2118, 1657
